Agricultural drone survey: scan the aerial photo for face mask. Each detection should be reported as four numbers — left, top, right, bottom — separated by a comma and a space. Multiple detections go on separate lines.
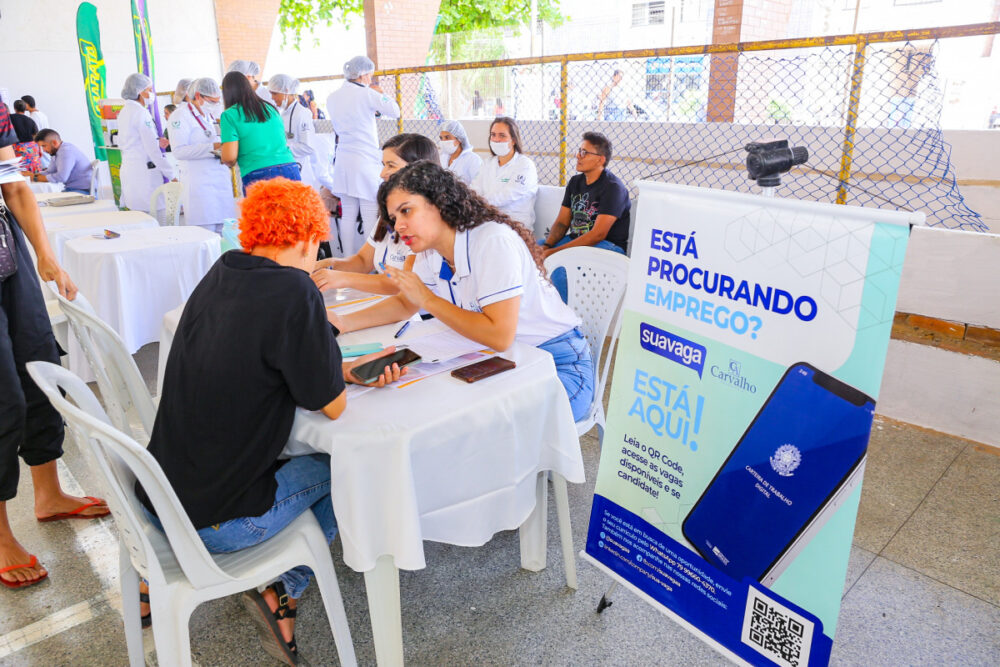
204, 102, 224, 118
439, 139, 458, 156
490, 141, 511, 157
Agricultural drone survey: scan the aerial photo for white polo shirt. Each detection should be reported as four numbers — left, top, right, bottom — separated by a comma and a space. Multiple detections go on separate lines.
413, 221, 580, 346
366, 225, 410, 271
470, 152, 538, 228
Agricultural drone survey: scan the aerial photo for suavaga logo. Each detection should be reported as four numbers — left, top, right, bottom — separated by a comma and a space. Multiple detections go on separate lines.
639, 322, 706, 377
710, 358, 757, 393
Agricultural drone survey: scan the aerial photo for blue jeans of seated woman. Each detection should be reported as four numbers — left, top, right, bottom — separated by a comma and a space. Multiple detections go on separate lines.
143, 454, 336, 599
540, 238, 626, 303
538, 327, 594, 423
241, 162, 301, 190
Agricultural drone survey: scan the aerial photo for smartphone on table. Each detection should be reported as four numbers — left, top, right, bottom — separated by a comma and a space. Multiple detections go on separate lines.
451, 357, 516, 383
681, 362, 874, 586
351, 348, 422, 384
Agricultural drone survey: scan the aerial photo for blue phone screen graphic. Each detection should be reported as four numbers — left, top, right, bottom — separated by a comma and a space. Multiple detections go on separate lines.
682, 363, 874, 582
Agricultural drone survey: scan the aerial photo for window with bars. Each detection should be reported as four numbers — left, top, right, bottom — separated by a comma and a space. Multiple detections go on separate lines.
632, 1, 667, 27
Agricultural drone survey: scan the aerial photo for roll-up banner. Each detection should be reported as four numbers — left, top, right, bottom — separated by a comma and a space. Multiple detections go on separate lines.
583, 182, 918, 666
130, 0, 162, 136
76, 2, 108, 160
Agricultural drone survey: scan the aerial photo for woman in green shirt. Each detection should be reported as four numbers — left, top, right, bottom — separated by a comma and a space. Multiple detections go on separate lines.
219, 71, 299, 189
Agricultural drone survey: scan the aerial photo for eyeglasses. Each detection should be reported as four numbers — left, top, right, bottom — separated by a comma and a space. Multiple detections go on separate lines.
576, 147, 601, 158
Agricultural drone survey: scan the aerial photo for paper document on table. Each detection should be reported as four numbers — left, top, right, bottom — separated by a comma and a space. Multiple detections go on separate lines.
404, 329, 491, 363
390, 351, 494, 388
324, 287, 381, 310
345, 383, 376, 400
0, 159, 23, 185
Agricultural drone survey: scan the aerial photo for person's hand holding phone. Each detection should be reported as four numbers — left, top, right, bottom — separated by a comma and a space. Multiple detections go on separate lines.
344, 346, 409, 387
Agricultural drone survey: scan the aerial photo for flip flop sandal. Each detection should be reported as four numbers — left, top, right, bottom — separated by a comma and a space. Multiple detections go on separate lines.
0, 554, 49, 589
37, 496, 110, 522
140, 590, 151, 628
241, 583, 307, 666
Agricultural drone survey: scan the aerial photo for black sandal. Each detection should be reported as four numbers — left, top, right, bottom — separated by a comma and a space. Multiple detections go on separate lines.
139, 589, 151, 628
241, 582, 305, 666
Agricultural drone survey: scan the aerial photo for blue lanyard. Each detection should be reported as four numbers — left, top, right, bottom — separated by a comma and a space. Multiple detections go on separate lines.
439, 260, 457, 305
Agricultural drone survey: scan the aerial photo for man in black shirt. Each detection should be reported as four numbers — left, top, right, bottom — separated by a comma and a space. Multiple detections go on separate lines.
10, 100, 38, 144
137, 177, 405, 664
540, 131, 630, 300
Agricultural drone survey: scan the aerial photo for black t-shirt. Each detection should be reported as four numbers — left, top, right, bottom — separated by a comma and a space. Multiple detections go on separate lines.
0, 103, 17, 149
10, 113, 38, 144
137, 251, 345, 529
561, 169, 631, 252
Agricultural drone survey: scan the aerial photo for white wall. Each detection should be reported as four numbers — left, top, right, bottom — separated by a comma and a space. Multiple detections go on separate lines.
0, 0, 222, 158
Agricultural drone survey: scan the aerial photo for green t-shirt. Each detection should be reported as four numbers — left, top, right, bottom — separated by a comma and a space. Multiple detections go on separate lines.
220, 104, 295, 176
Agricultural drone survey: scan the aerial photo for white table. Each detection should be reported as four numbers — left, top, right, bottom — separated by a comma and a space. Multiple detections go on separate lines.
44, 210, 158, 264
159, 294, 584, 665
27, 180, 64, 194
39, 199, 119, 218
64, 226, 220, 379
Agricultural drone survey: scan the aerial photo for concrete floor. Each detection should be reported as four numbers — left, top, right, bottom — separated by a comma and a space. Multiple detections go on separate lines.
1, 342, 998, 666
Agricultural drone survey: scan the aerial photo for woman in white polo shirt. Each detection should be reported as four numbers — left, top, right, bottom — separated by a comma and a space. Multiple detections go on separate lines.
438, 119, 481, 185
331, 161, 594, 421
312, 133, 438, 294
471, 116, 538, 228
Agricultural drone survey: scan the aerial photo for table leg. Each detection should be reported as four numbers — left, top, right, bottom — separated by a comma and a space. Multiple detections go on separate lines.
363, 554, 404, 666
519, 471, 548, 571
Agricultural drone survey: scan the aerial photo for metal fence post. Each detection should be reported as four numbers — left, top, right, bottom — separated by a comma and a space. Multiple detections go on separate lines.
836, 38, 867, 205
395, 73, 403, 134
559, 58, 569, 187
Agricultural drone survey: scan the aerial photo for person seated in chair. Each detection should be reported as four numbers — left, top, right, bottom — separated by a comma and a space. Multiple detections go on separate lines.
22, 129, 93, 195
539, 131, 630, 302
136, 177, 406, 665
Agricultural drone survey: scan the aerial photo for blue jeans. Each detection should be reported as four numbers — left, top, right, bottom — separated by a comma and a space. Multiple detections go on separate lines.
143, 454, 337, 599
65, 187, 90, 195
241, 162, 301, 190
538, 327, 594, 423
540, 238, 626, 303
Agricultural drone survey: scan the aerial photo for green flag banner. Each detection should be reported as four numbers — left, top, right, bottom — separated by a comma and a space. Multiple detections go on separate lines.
76, 2, 107, 160
130, 0, 162, 136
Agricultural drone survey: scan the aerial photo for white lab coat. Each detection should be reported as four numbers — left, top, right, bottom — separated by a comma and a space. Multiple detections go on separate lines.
441, 149, 482, 185
471, 152, 539, 227
281, 101, 331, 191
256, 84, 274, 104
168, 103, 236, 228
325, 81, 400, 201
117, 99, 173, 212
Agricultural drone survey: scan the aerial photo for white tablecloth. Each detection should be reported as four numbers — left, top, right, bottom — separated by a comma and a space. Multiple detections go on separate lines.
39, 199, 119, 218
28, 180, 64, 194
158, 296, 584, 573
44, 210, 158, 264
65, 226, 220, 378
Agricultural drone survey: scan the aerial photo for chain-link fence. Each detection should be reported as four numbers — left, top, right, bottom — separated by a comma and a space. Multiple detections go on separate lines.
296, 24, 997, 232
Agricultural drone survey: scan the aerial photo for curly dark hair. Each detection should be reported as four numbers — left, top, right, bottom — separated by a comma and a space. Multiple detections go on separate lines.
372, 133, 439, 243
376, 161, 547, 277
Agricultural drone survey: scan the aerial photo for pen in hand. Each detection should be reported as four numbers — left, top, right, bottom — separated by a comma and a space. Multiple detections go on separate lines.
394, 321, 411, 338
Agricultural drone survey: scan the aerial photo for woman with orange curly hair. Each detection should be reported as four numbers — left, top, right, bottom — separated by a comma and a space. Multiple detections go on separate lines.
136, 178, 406, 665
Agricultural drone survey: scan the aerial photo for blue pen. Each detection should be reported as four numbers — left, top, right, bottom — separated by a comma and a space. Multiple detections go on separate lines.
378, 261, 390, 276
394, 321, 411, 338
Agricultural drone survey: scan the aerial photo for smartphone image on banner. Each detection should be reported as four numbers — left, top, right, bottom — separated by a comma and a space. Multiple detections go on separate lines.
351, 348, 422, 384
681, 362, 874, 587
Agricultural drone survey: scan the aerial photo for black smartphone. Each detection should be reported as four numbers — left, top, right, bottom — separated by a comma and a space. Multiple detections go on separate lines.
681, 362, 874, 586
351, 348, 422, 384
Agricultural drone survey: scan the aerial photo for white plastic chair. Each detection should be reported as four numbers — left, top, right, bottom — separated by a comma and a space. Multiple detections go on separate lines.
532, 184, 564, 241
26, 361, 358, 667
46, 283, 155, 442
89, 159, 101, 197
544, 247, 629, 441
149, 181, 185, 226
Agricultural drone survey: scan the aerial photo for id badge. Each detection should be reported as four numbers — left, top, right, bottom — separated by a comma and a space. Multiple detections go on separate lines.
204, 129, 213, 138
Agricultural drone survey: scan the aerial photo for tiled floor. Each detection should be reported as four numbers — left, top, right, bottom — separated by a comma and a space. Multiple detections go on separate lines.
1, 343, 998, 666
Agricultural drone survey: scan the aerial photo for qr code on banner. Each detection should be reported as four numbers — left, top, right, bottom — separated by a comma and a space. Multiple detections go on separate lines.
741, 587, 814, 667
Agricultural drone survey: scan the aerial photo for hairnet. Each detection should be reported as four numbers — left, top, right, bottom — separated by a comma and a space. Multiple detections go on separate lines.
121, 73, 152, 100
188, 77, 222, 99
343, 55, 375, 80
439, 120, 472, 150
227, 60, 261, 77
172, 78, 192, 104
267, 74, 299, 95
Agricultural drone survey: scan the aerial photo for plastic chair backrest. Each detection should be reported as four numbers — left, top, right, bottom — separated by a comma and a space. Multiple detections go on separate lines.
532, 184, 564, 241
544, 247, 629, 420
26, 361, 235, 589
48, 284, 156, 440
149, 181, 185, 226
89, 160, 100, 197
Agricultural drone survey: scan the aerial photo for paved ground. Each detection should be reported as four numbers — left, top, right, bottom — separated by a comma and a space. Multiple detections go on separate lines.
1, 342, 997, 666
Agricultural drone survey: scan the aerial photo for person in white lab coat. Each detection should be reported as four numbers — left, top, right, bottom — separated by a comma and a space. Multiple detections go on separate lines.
470, 116, 538, 227
168, 78, 236, 232
267, 74, 332, 193
227, 60, 274, 105
117, 73, 174, 212
325, 55, 400, 256
438, 119, 481, 185
172, 78, 192, 105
